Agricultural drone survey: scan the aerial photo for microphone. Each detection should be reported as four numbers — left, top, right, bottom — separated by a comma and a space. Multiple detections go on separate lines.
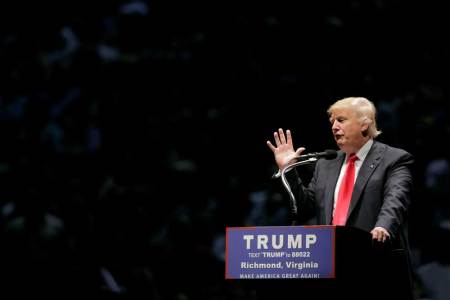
278, 149, 338, 225
293, 149, 338, 162
271, 149, 337, 179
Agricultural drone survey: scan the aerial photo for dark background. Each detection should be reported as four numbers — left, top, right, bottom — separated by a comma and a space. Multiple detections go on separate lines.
1, 0, 450, 298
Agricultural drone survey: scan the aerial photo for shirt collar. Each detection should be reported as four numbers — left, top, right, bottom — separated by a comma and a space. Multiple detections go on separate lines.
353, 139, 373, 162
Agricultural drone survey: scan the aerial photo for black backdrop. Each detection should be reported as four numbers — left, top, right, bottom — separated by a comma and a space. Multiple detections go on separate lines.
1, 1, 450, 298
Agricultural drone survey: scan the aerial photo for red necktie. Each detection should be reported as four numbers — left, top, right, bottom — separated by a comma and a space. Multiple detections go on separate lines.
332, 154, 358, 225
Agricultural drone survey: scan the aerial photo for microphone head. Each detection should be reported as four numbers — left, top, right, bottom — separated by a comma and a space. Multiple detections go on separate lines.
322, 149, 338, 159
293, 149, 338, 162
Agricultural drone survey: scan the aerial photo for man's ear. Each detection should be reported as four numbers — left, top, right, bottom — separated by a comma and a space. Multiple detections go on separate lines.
361, 120, 370, 137
362, 128, 368, 137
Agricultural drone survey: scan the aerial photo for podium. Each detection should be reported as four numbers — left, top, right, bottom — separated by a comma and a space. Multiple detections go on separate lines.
226, 225, 413, 300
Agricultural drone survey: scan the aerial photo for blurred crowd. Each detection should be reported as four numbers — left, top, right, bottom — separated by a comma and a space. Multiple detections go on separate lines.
1, 0, 450, 299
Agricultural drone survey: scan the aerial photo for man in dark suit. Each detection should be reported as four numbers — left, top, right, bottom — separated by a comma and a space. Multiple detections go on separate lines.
267, 97, 414, 298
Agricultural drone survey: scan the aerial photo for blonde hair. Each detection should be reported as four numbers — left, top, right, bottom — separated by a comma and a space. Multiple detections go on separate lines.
327, 97, 381, 138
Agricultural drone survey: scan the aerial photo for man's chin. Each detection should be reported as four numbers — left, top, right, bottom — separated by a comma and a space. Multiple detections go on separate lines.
336, 143, 353, 155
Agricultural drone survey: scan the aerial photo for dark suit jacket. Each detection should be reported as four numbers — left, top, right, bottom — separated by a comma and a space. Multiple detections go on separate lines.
289, 140, 414, 249
285, 140, 414, 298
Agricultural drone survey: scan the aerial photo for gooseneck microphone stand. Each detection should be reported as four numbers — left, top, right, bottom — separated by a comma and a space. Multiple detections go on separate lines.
280, 158, 318, 225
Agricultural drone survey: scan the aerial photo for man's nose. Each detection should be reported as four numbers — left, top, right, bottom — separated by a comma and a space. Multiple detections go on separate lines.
332, 120, 339, 131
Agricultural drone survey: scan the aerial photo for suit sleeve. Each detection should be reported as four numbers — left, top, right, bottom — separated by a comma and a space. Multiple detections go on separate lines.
285, 163, 319, 222
375, 152, 414, 238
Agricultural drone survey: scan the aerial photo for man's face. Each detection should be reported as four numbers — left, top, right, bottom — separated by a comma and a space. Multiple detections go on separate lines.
329, 107, 368, 154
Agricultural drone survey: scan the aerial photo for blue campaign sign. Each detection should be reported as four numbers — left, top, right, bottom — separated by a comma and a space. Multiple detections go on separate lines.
225, 225, 335, 279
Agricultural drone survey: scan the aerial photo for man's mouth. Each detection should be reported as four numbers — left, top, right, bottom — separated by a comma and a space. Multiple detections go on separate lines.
334, 134, 344, 141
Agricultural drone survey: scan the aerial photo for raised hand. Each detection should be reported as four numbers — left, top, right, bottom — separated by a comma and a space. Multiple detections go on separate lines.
266, 128, 305, 170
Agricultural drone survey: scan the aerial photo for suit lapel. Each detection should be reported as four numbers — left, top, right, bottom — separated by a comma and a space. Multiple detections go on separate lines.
324, 152, 345, 225
347, 141, 385, 218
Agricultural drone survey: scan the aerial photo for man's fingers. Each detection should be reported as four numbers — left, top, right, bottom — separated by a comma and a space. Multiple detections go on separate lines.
371, 229, 380, 241
372, 231, 378, 240
371, 228, 390, 242
286, 129, 293, 145
274, 132, 281, 146
267, 140, 276, 152
295, 147, 306, 156
278, 128, 286, 144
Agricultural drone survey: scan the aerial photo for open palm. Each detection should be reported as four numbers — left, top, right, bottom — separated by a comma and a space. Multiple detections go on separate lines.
267, 128, 305, 170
